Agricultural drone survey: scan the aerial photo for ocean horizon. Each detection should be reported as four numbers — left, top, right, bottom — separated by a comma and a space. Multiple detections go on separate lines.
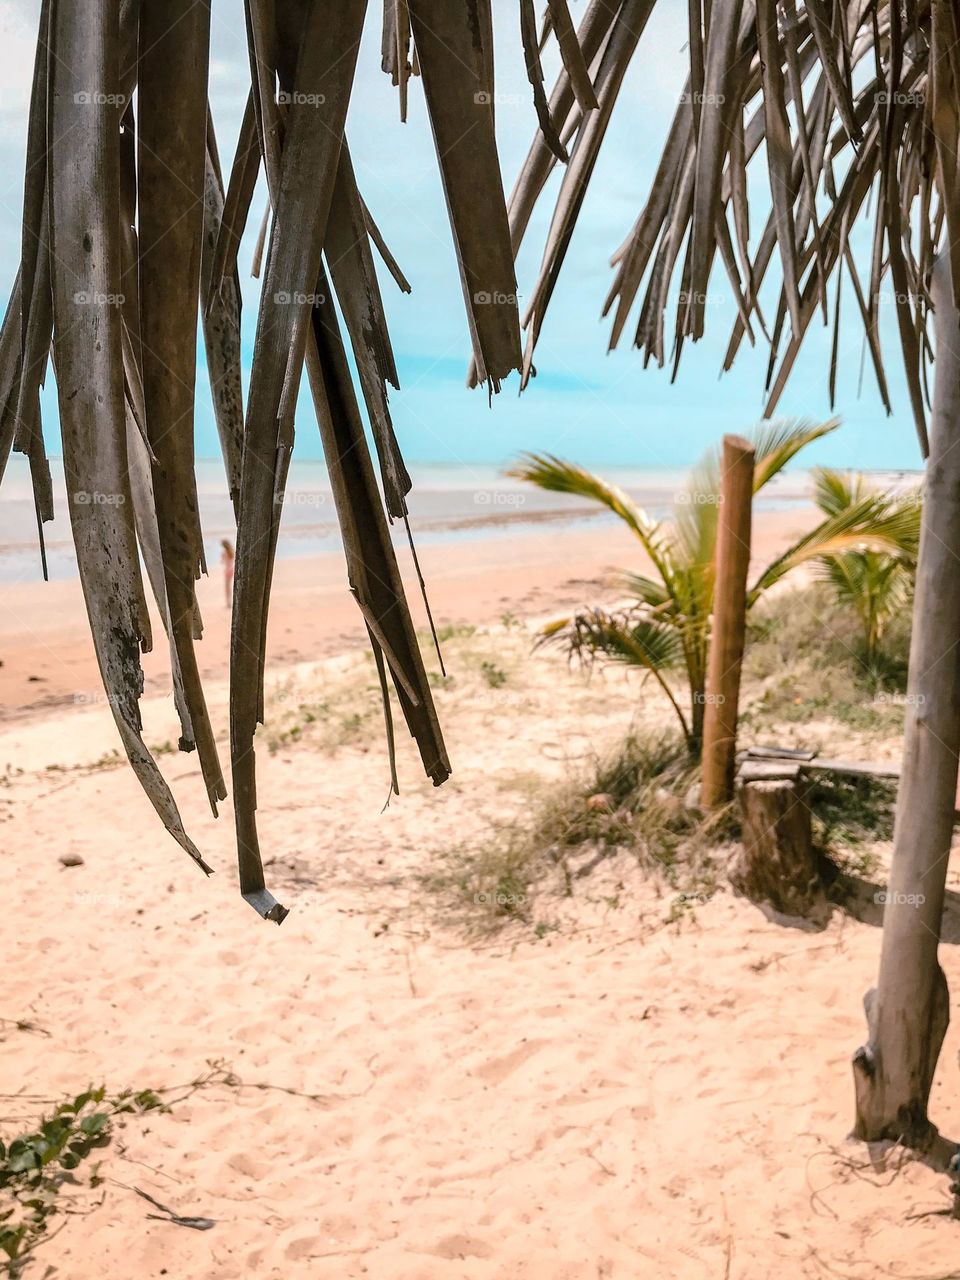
0, 455, 919, 583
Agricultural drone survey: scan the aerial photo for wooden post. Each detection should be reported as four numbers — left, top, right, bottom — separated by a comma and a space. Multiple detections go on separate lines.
853, 253, 960, 1155
701, 435, 755, 807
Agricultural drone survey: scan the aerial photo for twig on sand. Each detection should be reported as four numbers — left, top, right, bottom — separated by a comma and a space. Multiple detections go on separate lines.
0, 1015, 50, 1038
134, 1185, 216, 1231
586, 1145, 615, 1178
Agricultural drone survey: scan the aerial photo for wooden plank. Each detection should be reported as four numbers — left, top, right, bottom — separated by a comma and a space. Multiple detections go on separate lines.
741, 752, 899, 781
739, 760, 802, 783
745, 744, 818, 761
804, 758, 900, 781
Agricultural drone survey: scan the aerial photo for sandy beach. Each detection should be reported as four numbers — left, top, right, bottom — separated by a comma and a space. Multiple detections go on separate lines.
1, 505, 813, 721
5, 500, 960, 1279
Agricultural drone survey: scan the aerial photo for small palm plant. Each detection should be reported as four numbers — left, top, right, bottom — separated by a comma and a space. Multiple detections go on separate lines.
510, 419, 917, 756
811, 468, 921, 681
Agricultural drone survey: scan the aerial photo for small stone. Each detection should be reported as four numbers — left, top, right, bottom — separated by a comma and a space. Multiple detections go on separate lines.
585, 793, 613, 811
59, 853, 84, 868
683, 782, 703, 812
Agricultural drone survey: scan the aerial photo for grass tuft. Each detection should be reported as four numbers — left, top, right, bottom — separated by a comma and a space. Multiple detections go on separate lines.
423, 730, 735, 934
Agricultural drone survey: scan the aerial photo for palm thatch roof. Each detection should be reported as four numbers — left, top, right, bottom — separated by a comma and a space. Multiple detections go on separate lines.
518, 0, 952, 460
0, 1, 949, 919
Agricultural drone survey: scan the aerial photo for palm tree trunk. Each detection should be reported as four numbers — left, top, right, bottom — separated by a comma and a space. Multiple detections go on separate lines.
853, 254, 960, 1156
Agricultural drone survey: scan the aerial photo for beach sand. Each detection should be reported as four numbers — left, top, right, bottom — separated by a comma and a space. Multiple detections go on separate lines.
4, 504, 960, 1279
1, 507, 811, 719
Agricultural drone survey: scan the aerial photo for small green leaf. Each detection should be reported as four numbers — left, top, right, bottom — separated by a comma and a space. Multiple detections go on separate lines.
79, 1113, 109, 1137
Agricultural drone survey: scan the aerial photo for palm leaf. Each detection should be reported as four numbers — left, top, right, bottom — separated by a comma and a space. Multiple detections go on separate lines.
540, 606, 691, 741
811, 465, 867, 517
2, 0, 600, 917
750, 416, 841, 491
748, 496, 921, 602
516, 3, 949, 455
507, 452, 678, 590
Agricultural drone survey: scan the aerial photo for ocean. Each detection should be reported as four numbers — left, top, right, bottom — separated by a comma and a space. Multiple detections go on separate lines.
0, 455, 905, 583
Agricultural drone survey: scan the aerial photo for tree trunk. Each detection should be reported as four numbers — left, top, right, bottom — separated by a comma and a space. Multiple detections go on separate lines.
701, 435, 755, 807
853, 253, 960, 1154
732, 763, 828, 922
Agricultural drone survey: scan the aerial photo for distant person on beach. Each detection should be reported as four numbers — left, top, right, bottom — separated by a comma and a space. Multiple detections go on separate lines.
220, 539, 234, 609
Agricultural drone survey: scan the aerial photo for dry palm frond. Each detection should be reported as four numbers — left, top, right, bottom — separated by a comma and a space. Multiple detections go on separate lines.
0, 2, 599, 919
515, 1, 951, 458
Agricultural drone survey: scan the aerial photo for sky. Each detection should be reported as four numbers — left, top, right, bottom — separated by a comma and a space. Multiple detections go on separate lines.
0, 0, 927, 474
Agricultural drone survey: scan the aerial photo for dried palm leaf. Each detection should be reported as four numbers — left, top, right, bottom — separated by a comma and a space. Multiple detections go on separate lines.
520, 0, 949, 456
1, 0, 599, 920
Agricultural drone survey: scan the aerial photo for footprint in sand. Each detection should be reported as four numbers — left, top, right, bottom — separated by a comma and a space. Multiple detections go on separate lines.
472, 1038, 550, 1085
429, 1233, 494, 1260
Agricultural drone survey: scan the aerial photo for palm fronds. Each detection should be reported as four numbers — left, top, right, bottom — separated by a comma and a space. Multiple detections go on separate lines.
514, 2, 952, 456
507, 452, 678, 588
517, 419, 906, 751
747, 492, 920, 600
808, 466, 921, 668
0, 2, 601, 918
750, 417, 842, 491
539, 606, 694, 746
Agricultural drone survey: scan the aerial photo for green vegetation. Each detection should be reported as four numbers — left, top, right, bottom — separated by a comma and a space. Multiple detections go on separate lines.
262, 672, 380, 755
809, 774, 895, 871
511, 420, 916, 755
811, 468, 920, 681
743, 583, 913, 740
1, 1088, 164, 1273
414, 574, 916, 937
479, 661, 507, 688
423, 730, 733, 935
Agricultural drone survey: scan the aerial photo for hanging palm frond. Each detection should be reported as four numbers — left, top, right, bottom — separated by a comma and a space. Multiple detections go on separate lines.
0, 1, 599, 919
514, 2, 952, 459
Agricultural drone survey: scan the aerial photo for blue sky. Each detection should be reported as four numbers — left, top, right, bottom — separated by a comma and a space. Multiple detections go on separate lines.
0, 1, 926, 473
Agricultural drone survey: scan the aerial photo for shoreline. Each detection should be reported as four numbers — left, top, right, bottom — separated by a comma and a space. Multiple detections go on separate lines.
0, 506, 818, 725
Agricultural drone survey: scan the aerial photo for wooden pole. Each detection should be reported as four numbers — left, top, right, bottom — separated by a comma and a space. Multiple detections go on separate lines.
853, 254, 960, 1156
701, 435, 755, 807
